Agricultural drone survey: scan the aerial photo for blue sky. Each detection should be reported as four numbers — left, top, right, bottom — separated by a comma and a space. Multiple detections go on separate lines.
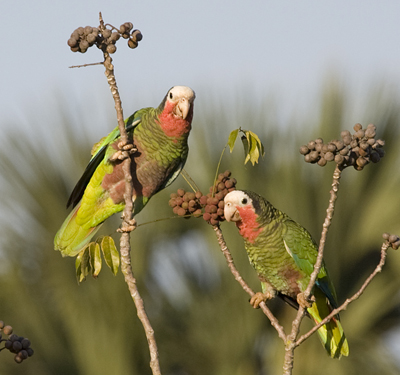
1, 0, 400, 127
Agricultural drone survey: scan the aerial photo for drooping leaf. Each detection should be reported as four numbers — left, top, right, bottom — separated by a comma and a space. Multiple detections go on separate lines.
89, 242, 102, 278
241, 135, 250, 164
242, 130, 265, 165
248, 135, 260, 165
100, 236, 120, 276
75, 252, 83, 282
248, 130, 265, 158
76, 247, 90, 283
226, 128, 265, 165
227, 129, 239, 152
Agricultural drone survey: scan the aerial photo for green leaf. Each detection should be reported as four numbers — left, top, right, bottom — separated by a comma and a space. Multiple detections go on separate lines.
248, 135, 260, 165
76, 247, 90, 283
101, 236, 120, 276
227, 129, 239, 152
75, 253, 83, 282
89, 242, 102, 278
241, 135, 250, 164
242, 130, 265, 165
229, 128, 265, 166
248, 131, 265, 157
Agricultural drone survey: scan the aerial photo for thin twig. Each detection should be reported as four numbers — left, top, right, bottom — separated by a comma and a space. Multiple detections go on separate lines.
212, 145, 227, 197
306, 165, 342, 298
99, 12, 161, 375
213, 225, 287, 341
136, 214, 192, 227
181, 169, 201, 192
282, 164, 342, 375
296, 241, 390, 346
69, 62, 104, 69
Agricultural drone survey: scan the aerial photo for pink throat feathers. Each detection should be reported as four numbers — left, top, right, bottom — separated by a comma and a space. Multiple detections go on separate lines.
158, 100, 192, 139
236, 205, 263, 243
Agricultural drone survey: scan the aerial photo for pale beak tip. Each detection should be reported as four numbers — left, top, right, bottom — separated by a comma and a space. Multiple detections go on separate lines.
180, 101, 189, 119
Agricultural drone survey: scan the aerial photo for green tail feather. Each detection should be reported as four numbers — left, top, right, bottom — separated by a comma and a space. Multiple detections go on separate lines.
307, 289, 349, 358
54, 203, 102, 257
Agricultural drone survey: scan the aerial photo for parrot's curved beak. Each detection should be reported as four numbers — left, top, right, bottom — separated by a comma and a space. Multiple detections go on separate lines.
224, 203, 241, 222
174, 98, 190, 119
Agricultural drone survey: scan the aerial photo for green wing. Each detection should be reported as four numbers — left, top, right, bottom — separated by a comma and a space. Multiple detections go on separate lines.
281, 220, 348, 358
66, 112, 142, 208
282, 220, 338, 308
158, 160, 186, 191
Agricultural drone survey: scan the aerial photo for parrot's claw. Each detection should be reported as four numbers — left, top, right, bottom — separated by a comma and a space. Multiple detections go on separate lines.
250, 291, 275, 309
109, 150, 128, 162
118, 141, 136, 152
109, 142, 138, 162
296, 292, 314, 309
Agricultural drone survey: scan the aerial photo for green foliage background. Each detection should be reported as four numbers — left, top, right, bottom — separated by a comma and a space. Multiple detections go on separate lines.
0, 82, 399, 374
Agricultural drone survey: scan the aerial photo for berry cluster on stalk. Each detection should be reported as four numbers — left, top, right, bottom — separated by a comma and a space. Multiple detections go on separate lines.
67, 22, 142, 54
0, 321, 33, 363
202, 171, 237, 225
169, 170, 237, 225
300, 123, 385, 170
169, 190, 203, 219
382, 233, 400, 250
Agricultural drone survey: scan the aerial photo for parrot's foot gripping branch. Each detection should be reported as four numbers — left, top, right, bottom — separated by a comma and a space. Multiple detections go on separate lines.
296, 292, 314, 309
250, 291, 276, 309
109, 141, 138, 162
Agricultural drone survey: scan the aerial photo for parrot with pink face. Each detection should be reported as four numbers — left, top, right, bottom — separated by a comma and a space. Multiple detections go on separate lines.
224, 189, 349, 358
55, 86, 195, 256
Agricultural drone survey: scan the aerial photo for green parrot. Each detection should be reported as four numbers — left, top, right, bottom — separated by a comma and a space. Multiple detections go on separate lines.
55, 86, 195, 257
223, 190, 349, 358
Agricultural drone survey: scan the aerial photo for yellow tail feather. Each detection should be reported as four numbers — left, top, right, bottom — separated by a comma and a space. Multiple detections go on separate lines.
307, 289, 349, 358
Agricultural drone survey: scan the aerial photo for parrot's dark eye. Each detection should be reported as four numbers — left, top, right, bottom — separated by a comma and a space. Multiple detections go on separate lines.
241, 198, 248, 204
169, 92, 173, 99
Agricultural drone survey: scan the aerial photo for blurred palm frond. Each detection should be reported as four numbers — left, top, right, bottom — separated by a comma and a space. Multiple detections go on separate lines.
0, 82, 399, 375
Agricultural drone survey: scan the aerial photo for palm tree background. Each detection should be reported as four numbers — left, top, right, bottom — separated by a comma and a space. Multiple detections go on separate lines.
0, 81, 399, 375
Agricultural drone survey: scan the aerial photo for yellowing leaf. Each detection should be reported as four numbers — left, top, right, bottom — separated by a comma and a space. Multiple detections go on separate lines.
101, 236, 120, 276
95, 236, 105, 244
76, 247, 90, 283
227, 129, 239, 152
89, 242, 102, 278
248, 131, 265, 157
226, 128, 265, 166
249, 137, 260, 165
242, 130, 265, 165
241, 135, 250, 164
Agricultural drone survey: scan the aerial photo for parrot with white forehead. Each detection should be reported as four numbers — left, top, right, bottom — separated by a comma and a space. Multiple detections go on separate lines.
224, 189, 349, 358
55, 86, 195, 257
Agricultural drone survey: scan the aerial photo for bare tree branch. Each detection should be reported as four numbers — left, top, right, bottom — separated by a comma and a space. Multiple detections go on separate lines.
99, 12, 161, 375
213, 225, 287, 342
282, 164, 342, 375
296, 241, 390, 346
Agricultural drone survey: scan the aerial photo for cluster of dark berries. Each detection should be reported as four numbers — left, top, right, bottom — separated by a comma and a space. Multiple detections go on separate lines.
68, 26, 102, 53
119, 22, 143, 49
67, 22, 142, 54
169, 170, 237, 226
0, 321, 33, 363
300, 123, 385, 170
169, 190, 203, 218
382, 233, 400, 250
202, 171, 237, 225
